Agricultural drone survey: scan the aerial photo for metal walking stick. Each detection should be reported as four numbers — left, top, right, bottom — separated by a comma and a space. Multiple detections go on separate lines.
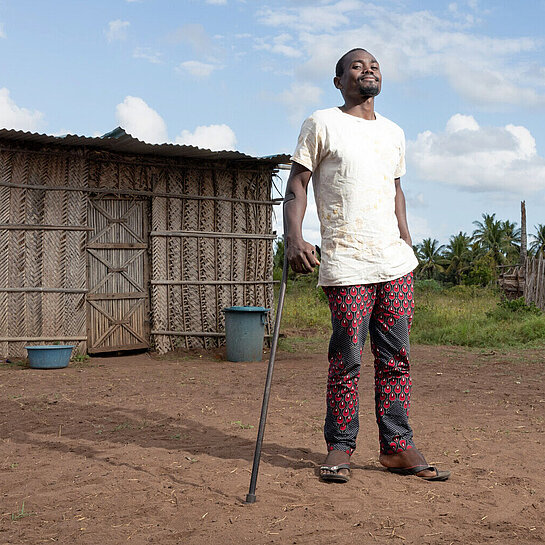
245, 220, 290, 504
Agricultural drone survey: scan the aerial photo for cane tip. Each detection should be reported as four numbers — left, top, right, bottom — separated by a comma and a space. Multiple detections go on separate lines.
244, 493, 257, 504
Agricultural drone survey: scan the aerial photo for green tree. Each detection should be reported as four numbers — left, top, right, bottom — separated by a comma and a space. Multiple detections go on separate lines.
273, 237, 285, 270
416, 238, 447, 280
472, 213, 507, 266
501, 219, 521, 264
444, 231, 472, 285
465, 254, 496, 286
529, 224, 545, 257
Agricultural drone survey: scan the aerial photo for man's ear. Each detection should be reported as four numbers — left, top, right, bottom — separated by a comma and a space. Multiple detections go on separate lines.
333, 76, 342, 90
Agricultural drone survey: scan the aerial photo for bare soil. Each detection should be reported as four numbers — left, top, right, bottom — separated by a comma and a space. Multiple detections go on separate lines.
0, 343, 544, 544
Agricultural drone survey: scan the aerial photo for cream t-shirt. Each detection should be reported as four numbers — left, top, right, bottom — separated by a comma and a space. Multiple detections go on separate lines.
291, 107, 418, 286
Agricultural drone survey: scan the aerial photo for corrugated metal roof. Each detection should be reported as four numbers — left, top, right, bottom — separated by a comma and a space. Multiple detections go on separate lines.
0, 126, 290, 165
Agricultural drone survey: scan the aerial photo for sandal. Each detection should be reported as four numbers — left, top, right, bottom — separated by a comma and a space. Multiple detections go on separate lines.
387, 464, 450, 481
319, 463, 351, 483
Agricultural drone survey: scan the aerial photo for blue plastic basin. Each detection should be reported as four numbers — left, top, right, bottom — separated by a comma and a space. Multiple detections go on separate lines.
25, 345, 75, 369
223, 306, 270, 362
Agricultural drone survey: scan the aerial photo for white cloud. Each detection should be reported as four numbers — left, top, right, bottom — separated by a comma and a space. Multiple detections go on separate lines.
133, 47, 162, 64
258, 0, 361, 32
168, 23, 213, 55
255, 33, 302, 58
446, 113, 479, 133
177, 60, 217, 78
114, 97, 238, 151
106, 20, 130, 42
408, 114, 545, 194
0, 23, 6, 39
277, 82, 323, 125
206, 0, 227, 4
115, 96, 168, 144
175, 124, 236, 151
256, 3, 545, 108
406, 213, 433, 243
0, 88, 44, 132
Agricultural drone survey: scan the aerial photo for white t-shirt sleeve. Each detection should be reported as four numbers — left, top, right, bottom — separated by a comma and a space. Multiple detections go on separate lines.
290, 115, 323, 173
394, 128, 406, 178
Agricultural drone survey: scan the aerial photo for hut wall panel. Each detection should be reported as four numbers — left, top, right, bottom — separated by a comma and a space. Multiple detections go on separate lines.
0, 152, 88, 358
149, 163, 275, 353
150, 168, 170, 353
215, 171, 234, 333
231, 188, 246, 308
181, 170, 201, 348
166, 170, 184, 350
0, 187, 8, 356
198, 169, 217, 349
242, 173, 257, 306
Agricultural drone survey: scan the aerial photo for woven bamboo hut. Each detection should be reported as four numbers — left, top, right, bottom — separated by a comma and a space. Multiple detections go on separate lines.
0, 127, 288, 358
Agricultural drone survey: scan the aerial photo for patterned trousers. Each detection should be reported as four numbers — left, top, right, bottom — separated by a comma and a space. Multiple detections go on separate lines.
322, 272, 415, 456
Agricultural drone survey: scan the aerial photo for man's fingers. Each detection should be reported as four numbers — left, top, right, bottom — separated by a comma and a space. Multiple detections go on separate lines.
286, 243, 320, 273
298, 254, 314, 273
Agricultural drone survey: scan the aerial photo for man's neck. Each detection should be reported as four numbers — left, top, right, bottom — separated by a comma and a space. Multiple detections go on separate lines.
339, 97, 376, 120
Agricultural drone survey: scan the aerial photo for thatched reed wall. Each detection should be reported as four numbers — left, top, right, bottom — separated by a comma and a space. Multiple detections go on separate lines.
0, 139, 281, 358
0, 149, 88, 358
149, 162, 275, 352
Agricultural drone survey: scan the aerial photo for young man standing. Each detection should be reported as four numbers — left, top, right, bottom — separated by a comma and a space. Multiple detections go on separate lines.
284, 48, 450, 483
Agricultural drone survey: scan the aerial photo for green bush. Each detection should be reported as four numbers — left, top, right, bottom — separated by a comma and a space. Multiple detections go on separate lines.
414, 278, 443, 293
485, 297, 542, 320
463, 255, 496, 286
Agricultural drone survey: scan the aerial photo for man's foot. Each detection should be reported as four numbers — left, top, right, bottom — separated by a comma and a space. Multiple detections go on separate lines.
379, 447, 450, 480
320, 450, 351, 482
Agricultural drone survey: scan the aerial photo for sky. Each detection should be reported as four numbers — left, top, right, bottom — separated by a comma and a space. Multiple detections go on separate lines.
1, 0, 544, 248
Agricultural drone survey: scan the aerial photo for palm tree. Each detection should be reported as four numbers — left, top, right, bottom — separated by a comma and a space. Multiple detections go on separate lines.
501, 219, 521, 264
472, 213, 506, 265
444, 232, 472, 284
530, 224, 545, 257
416, 238, 446, 279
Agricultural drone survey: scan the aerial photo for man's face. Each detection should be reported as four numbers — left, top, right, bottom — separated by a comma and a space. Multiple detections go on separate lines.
335, 50, 382, 99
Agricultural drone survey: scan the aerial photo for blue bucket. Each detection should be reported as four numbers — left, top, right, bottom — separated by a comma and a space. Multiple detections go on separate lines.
223, 306, 270, 362
25, 345, 75, 369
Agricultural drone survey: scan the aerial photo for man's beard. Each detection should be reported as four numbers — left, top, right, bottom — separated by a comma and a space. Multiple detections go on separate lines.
358, 82, 380, 97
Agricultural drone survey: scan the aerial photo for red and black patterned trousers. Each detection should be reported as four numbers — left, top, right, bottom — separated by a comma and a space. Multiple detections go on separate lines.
322, 272, 415, 456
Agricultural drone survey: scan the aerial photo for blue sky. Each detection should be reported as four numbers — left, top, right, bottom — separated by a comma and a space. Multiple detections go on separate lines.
1, 0, 544, 247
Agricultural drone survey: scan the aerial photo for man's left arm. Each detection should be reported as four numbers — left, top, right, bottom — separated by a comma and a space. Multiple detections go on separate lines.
394, 178, 412, 247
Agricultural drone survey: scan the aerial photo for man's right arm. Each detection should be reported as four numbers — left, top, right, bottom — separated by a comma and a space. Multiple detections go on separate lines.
283, 161, 320, 274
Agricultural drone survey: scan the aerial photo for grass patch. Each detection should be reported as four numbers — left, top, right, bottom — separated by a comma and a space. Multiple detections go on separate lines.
273, 272, 545, 349
10, 502, 36, 521
275, 273, 331, 334
230, 420, 254, 429
411, 283, 545, 348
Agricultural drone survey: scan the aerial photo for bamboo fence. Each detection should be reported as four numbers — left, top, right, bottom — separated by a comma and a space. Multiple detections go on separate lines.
525, 256, 545, 311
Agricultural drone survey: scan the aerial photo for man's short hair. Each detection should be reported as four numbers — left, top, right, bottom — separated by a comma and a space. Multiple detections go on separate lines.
335, 48, 369, 77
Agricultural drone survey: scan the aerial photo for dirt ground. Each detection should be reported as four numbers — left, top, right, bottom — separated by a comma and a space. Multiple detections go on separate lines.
0, 341, 544, 544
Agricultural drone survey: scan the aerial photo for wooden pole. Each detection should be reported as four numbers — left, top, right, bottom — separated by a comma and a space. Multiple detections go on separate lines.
520, 200, 527, 264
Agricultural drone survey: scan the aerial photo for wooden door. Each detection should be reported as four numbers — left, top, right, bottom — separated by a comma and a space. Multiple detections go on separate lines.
87, 197, 149, 353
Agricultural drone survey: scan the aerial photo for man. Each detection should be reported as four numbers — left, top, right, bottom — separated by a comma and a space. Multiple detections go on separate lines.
284, 48, 450, 483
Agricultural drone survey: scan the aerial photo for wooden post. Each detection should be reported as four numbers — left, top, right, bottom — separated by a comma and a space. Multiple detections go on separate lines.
520, 200, 527, 264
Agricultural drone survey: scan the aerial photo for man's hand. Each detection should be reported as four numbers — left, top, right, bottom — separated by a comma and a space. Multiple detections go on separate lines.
286, 238, 320, 274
